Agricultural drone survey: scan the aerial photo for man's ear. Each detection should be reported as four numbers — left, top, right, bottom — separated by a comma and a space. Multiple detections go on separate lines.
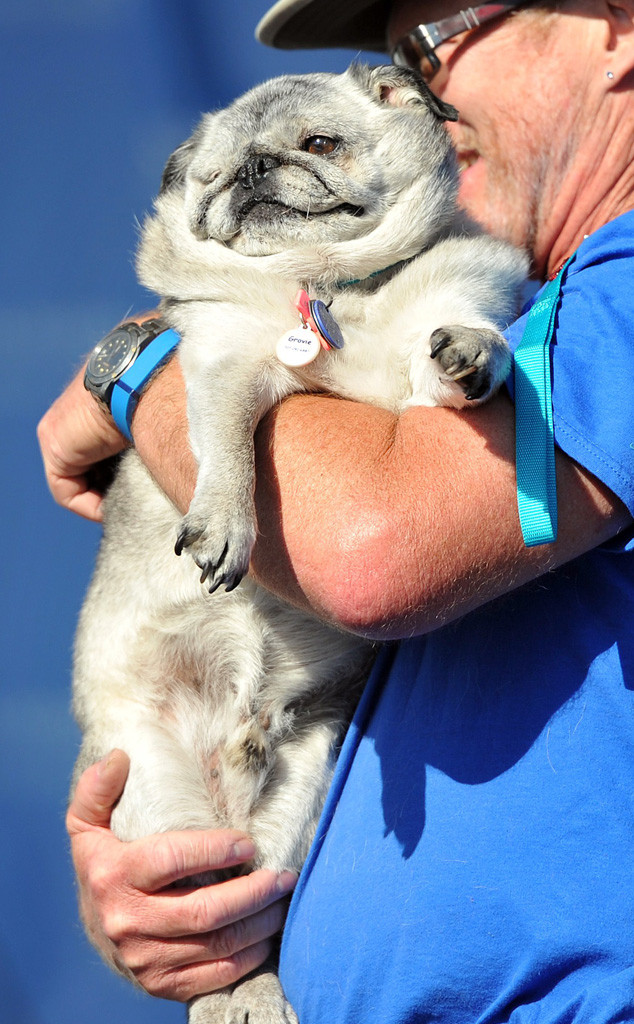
604, 0, 634, 84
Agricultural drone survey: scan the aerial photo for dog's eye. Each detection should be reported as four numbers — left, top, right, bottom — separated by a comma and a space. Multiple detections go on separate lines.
303, 136, 338, 156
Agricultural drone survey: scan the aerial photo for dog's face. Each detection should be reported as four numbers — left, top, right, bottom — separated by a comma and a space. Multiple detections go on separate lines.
161, 64, 459, 257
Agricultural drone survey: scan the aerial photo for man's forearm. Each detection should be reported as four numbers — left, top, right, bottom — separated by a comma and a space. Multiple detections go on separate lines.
131, 356, 196, 512
134, 364, 630, 639
42, 354, 631, 638
247, 392, 630, 640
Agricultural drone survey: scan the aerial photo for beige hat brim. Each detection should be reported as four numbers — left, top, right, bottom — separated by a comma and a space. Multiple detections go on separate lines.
255, 0, 391, 52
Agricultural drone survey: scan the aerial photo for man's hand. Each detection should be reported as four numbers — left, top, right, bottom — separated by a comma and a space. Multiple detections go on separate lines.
68, 750, 297, 1002
37, 365, 127, 522
38, 351, 195, 522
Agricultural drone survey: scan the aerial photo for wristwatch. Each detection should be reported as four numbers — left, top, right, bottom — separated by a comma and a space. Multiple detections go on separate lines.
84, 318, 180, 441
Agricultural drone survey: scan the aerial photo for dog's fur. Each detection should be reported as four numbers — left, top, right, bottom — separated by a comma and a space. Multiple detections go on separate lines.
73, 64, 527, 1024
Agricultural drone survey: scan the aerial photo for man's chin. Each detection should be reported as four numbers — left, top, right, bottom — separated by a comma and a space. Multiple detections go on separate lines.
457, 162, 515, 244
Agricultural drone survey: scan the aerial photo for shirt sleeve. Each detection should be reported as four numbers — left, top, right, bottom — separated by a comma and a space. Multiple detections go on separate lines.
505, 217, 634, 548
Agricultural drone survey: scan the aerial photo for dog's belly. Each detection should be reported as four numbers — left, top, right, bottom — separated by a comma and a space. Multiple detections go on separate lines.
73, 450, 372, 865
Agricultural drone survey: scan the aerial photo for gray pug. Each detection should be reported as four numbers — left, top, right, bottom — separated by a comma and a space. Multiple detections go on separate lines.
73, 64, 527, 1024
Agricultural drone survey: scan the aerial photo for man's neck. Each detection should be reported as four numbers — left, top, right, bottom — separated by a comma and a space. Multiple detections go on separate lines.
540, 110, 634, 278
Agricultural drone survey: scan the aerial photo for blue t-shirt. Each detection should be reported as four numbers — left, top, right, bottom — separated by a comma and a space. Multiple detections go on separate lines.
279, 212, 634, 1023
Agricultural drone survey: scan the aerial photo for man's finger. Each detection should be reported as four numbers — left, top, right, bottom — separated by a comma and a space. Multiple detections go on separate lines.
140, 867, 298, 937
134, 900, 288, 963
46, 469, 105, 521
67, 749, 130, 832
134, 938, 274, 1002
126, 829, 261, 891
67, 488, 105, 521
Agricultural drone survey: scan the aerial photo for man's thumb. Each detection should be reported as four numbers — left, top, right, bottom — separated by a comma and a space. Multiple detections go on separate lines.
67, 749, 130, 832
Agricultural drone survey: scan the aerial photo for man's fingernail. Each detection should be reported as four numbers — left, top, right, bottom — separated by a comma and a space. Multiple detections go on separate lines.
95, 751, 117, 777
231, 838, 257, 861
276, 870, 299, 893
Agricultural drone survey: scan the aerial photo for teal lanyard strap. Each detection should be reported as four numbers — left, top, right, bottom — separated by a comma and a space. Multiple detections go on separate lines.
514, 256, 573, 547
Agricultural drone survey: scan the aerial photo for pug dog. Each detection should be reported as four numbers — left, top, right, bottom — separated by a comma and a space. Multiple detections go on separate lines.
73, 64, 528, 1024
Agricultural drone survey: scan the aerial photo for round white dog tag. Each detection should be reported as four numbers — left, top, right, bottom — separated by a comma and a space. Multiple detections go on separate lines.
276, 325, 321, 367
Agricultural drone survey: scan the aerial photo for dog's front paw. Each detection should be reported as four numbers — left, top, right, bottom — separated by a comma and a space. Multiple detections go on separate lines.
430, 325, 511, 402
175, 509, 256, 593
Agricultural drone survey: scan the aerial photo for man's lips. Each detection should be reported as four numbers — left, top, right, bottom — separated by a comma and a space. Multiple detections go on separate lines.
456, 149, 480, 173
450, 120, 481, 174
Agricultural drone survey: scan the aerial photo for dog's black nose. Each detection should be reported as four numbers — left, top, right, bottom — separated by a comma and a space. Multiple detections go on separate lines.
237, 154, 280, 190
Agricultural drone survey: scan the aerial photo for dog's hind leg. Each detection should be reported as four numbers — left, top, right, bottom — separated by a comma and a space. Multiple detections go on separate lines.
188, 962, 298, 1024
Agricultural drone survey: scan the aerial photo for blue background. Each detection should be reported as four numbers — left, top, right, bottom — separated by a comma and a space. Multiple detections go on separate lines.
0, 2, 373, 1020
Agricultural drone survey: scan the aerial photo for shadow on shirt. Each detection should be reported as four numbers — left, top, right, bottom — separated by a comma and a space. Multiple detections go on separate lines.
363, 545, 634, 858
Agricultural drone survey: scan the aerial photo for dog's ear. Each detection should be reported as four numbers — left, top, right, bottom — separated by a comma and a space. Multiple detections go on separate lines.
159, 132, 200, 194
347, 63, 459, 123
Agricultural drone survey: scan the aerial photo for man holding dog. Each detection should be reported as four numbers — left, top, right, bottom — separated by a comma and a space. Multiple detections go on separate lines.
38, 0, 634, 1019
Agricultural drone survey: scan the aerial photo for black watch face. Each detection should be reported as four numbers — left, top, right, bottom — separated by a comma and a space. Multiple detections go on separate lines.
87, 327, 138, 385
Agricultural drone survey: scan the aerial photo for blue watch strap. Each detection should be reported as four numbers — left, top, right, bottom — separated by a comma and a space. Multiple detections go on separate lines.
514, 256, 574, 547
110, 328, 180, 441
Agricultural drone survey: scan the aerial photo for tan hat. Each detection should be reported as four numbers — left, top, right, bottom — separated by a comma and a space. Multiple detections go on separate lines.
255, 0, 391, 52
